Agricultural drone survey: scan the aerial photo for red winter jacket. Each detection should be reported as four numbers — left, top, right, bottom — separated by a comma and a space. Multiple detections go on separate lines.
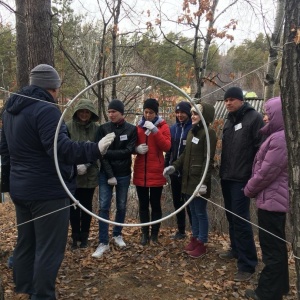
133, 117, 171, 187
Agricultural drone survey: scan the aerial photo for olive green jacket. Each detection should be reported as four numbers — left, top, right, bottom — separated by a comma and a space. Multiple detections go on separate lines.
172, 102, 217, 197
66, 99, 99, 188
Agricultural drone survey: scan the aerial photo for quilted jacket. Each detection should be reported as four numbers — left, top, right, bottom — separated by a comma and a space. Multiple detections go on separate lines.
133, 116, 171, 187
244, 97, 289, 212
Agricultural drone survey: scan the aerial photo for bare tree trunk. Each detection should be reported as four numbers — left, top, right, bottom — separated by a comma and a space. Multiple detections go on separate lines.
111, 0, 122, 99
198, 0, 219, 100
280, 0, 300, 298
15, 0, 29, 89
264, 0, 285, 100
25, 0, 54, 69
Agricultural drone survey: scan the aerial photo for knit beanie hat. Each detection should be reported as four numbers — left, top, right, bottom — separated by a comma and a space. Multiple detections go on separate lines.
190, 104, 203, 114
30, 64, 61, 90
108, 99, 124, 114
224, 87, 244, 101
143, 98, 159, 114
175, 101, 191, 118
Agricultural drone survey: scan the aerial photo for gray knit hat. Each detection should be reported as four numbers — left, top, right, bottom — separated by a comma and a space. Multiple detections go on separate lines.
30, 64, 61, 89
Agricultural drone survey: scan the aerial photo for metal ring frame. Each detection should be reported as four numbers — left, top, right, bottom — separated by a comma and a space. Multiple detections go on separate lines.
54, 73, 211, 227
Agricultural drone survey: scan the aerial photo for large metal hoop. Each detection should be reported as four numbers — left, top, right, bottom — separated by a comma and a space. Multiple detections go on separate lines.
54, 73, 211, 227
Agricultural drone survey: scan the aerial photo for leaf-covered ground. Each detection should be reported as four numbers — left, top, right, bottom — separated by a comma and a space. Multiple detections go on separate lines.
0, 201, 297, 300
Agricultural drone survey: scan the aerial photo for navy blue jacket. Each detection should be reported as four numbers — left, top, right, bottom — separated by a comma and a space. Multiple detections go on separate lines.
164, 117, 192, 173
0, 86, 100, 201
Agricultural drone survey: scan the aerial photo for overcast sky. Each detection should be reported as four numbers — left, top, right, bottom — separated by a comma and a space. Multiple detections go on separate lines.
1, 0, 277, 50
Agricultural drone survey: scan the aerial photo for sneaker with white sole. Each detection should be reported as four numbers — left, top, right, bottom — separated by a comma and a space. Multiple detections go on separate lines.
91, 243, 110, 258
112, 235, 126, 248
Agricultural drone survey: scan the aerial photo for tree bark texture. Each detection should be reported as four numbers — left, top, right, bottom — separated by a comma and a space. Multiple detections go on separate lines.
280, 0, 300, 298
264, 0, 285, 100
15, 0, 29, 89
25, 0, 54, 69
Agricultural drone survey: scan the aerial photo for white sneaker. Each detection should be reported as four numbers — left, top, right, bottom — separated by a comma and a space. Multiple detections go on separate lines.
91, 243, 110, 258
112, 235, 126, 248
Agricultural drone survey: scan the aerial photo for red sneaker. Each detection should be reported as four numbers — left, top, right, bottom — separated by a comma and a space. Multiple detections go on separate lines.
187, 241, 207, 258
184, 237, 198, 252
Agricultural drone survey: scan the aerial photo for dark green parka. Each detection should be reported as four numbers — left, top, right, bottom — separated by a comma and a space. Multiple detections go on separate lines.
172, 102, 217, 197
66, 99, 99, 188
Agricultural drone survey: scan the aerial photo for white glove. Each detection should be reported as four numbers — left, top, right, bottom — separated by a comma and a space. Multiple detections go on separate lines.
77, 164, 87, 175
98, 132, 116, 155
163, 166, 175, 177
197, 185, 207, 195
107, 177, 117, 186
135, 143, 149, 154
144, 121, 156, 131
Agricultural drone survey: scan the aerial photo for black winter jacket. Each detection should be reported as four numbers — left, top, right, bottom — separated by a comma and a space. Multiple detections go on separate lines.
96, 120, 137, 178
0, 86, 101, 201
220, 102, 264, 182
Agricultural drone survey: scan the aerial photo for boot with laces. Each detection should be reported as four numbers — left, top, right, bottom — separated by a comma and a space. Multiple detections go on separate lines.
184, 237, 198, 252
186, 240, 207, 258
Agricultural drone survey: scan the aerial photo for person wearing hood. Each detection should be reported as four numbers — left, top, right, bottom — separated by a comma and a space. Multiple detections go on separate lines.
0, 64, 115, 300
244, 97, 289, 300
164, 103, 217, 258
219, 86, 264, 282
133, 98, 171, 245
164, 101, 193, 240
66, 99, 100, 249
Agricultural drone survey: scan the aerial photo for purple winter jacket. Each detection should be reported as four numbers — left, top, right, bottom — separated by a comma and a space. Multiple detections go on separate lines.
244, 97, 289, 212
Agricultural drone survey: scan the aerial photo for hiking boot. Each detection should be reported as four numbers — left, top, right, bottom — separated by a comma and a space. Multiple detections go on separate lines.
140, 233, 149, 246
91, 243, 110, 258
234, 271, 254, 282
71, 233, 80, 250
171, 231, 186, 240
245, 289, 260, 299
184, 237, 198, 252
7, 255, 13, 269
80, 233, 89, 248
187, 241, 207, 258
150, 233, 159, 244
219, 250, 238, 260
112, 235, 126, 248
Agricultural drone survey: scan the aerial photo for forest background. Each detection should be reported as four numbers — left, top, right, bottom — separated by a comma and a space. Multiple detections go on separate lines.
0, 0, 299, 299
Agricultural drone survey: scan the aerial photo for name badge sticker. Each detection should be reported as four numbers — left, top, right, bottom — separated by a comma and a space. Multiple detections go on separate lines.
183, 140, 186, 145
120, 135, 128, 141
234, 123, 242, 131
192, 137, 199, 144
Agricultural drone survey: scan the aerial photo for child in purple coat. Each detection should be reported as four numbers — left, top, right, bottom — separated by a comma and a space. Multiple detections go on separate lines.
244, 96, 289, 300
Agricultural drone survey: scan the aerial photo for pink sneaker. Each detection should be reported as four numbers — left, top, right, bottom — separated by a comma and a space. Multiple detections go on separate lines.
184, 237, 198, 252
187, 241, 207, 258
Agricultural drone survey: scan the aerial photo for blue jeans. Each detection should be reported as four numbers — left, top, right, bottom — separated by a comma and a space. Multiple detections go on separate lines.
98, 173, 130, 244
185, 194, 208, 243
221, 179, 258, 273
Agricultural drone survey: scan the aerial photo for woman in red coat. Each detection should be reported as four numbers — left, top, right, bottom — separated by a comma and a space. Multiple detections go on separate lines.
133, 98, 171, 245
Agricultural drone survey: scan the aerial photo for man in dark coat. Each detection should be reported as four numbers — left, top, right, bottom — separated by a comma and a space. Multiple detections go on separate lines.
219, 86, 264, 282
0, 64, 115, 300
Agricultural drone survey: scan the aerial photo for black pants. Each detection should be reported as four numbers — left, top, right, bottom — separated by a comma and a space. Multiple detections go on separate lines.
256, 209, 289, 300
136, 186, 163, 235
170, 174, 192, 233
221, 180, 257, 273
70, 188, 94, 237
13, 198, 70, 300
